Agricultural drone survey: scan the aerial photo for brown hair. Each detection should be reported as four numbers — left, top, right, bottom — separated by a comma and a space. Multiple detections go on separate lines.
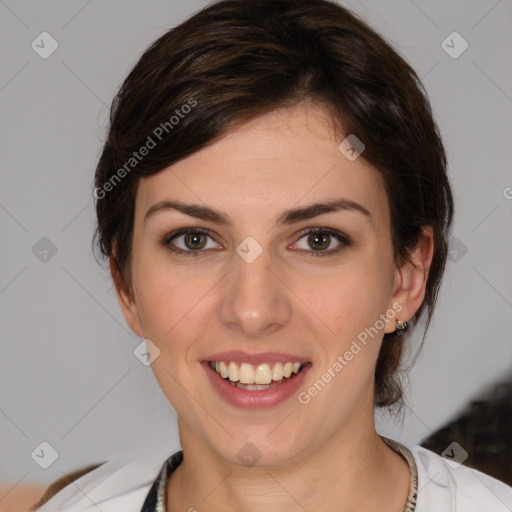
93, 0, 454, 411
29, 463, 103, 510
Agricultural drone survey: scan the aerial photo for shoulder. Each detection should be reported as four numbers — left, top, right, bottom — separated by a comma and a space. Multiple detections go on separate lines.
31, 445, 174, 512
411, 444, 512, 512
30, 464, 104, 510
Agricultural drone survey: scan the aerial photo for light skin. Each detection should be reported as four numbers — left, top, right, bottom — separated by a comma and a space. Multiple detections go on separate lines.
113, 104, 434, 512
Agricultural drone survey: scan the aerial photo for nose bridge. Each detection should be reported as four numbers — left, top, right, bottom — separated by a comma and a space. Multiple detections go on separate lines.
220, 241, 291, 337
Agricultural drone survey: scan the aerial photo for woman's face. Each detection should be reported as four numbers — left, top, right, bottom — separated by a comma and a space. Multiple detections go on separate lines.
117, 104, 424, 466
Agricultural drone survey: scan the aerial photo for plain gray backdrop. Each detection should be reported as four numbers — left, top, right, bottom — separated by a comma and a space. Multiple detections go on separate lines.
1, 0, 511, 486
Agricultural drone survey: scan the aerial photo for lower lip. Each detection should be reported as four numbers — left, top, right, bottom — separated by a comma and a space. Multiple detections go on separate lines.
202, 361, 312, 409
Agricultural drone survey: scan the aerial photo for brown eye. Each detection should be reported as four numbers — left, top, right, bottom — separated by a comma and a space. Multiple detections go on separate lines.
162, 228, 220, 256
307, 232, 331, 251
292, 228, 351, 257
184, 232, 207, 250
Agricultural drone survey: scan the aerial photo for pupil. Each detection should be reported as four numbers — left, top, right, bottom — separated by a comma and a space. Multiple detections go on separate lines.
185, 233, 206, 250
309, 232, 330, 251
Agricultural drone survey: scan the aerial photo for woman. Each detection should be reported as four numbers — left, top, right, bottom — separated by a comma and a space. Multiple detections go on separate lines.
32, 0, 512, 511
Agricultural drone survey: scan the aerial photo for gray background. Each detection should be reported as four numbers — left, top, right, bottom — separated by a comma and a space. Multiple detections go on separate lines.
1, 0, 511, 487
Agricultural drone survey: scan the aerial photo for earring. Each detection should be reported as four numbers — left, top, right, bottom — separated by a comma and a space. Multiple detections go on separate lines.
395, 319, 408, 336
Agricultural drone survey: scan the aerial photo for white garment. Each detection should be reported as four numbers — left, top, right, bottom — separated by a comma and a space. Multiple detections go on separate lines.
36, 443, 512, 512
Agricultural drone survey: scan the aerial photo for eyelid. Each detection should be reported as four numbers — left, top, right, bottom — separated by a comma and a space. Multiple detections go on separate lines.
161, 227, 213, 245
294, 226, 350, 242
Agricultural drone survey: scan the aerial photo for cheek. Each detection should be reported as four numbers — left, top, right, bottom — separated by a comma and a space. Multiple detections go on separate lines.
307, 260, 392, 338
131, 254, 216, 346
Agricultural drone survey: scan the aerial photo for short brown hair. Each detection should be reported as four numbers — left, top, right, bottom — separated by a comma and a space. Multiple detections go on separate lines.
93, 0, 454, 411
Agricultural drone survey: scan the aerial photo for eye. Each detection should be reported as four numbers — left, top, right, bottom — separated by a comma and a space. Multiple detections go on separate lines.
161, 227, 351, 257
161, 228, 221, 256
292, 228, 351, 256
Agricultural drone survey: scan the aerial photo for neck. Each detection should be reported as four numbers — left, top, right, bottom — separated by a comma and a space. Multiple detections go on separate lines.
166, 414, 410, 512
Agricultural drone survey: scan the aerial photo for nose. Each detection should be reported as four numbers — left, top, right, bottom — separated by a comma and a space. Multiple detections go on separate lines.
219, 244, 292, 338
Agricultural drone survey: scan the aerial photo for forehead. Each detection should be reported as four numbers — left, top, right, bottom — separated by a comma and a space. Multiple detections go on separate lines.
135, 104, 389, 227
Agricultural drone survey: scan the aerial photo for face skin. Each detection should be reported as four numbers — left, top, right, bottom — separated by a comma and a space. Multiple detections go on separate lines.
114, 103, 433, 512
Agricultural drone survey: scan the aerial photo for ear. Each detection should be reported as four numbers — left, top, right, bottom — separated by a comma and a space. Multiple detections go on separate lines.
110, 255, 144, 338
384, 226, 434, 334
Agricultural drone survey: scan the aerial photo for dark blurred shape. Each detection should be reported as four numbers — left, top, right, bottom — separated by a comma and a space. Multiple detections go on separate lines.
421, 373, 512, 485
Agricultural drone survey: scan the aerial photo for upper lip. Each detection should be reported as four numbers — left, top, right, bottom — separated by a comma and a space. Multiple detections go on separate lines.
203, 351, 311, 365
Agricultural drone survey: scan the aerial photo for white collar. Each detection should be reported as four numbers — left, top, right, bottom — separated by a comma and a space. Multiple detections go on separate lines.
38, 441, 512, 512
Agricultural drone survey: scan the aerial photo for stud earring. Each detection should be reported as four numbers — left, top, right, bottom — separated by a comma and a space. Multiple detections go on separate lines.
395, 319, 408, 336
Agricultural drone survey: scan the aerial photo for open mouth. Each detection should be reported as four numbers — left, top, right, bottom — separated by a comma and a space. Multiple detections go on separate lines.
208, 360, 311, 390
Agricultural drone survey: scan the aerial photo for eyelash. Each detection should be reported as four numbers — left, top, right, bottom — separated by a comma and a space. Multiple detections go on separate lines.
161, 227, 351, 257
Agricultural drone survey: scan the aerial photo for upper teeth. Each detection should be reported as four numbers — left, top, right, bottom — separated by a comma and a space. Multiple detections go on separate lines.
210, 361, 303, 384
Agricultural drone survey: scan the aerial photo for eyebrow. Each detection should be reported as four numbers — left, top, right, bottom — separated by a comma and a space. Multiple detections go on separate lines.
144, 198, 372, 227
